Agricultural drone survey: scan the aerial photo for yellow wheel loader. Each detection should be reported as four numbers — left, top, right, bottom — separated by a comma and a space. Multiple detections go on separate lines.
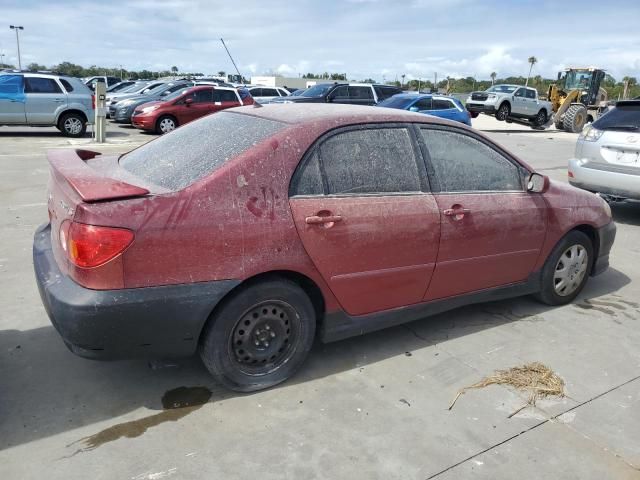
548, 67, 608, 133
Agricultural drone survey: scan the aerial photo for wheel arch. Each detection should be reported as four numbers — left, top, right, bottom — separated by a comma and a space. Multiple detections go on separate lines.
572, 224, 600, 272
56, 109, 88, 126
198, 270, 326, 344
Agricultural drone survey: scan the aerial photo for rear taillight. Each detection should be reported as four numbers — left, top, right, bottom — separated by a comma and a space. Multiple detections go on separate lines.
91, 94, 96, 110
568, 171, 575, 178
66, 222, 134, 268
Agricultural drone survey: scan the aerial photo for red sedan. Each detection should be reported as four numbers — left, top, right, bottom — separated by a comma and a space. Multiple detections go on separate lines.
131, 85, 253, 134
34, 104, 615, 392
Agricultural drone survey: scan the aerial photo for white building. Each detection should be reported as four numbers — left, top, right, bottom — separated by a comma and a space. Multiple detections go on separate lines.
250, 76, 324, 90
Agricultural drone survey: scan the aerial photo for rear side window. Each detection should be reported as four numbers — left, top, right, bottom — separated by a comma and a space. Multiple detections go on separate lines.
120, 112, 286, 190
421, 128, 521, 192
432, 99, 453, 110
214, 89, 239, 102
331, 85, 349, 99
320, 128, 421, 194
414, 98, 432, 110
0, 75, 24, 96
262, 88, 279, 96
60, 79, 74, 92
192, 89, 212, 103
250, 88, 262, 96
349, 86, 373, 100
593, 103, 640, 131
24, 77, 63, 94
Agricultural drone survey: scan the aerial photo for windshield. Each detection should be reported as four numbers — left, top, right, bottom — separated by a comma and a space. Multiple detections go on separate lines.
145, 83, 174, 95
593, 103, 640, 131
487, 85, 518, 93
563, 70, 593, 91
301, 84, 333, 97
161, 88, 192, 101
291, 89, 306, 96
118, 83, 147, 93
120, 112, 287, 190
377, 96, 415, 109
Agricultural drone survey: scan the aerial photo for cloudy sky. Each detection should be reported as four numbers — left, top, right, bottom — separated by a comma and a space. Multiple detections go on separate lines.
1, 0, 638, 81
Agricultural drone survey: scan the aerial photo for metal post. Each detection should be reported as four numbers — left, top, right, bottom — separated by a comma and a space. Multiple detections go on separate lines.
94, 81, 107, 143
9, 25, 23, 70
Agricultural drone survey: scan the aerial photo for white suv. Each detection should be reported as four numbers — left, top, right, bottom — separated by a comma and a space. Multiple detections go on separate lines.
0, 72, 94, 137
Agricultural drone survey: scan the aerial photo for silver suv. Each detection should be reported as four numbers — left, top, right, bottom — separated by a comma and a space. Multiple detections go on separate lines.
0, 72, 94, 137
569, 100, 640, 201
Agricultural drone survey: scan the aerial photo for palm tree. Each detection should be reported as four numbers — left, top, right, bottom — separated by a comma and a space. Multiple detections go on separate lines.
526, 56, 537, 86
217, 70, 226, 78
490, 72, 497, 85
171, 65, 178, 79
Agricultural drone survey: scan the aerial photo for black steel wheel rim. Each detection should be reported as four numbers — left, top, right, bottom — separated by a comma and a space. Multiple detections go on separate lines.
229, 300, 298, 375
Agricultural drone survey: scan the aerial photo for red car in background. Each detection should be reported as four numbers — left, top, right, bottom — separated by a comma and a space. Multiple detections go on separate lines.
34, 104, 615, 392
131, 85, 253, 134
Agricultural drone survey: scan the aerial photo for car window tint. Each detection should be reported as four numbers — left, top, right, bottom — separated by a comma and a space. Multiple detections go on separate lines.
432, 99, 453, 110
250, 88, 262, 96
320, 128, 420, 194
381, 86, 401, 99
121, 112, 286, 190
262, 88, 278, 96
331, 85, 349, 99
214, 90, 238, 102
0, 75, 24, 94
349, 86, 373, 100
414, 98, 432, 110
593, 103, 640, 130
192, 89, 212, 103
60, 79, 74, 92
514, 88, 526, 97
421, 128, 521, 192
292, 150, 323, 196
525, 89, 536, 99
24, 77, 63, 94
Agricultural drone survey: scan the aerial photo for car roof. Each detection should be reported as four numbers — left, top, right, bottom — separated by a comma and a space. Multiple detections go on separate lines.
230, 103, 458, 127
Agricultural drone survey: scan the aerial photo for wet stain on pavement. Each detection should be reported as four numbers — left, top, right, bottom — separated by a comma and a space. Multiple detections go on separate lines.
67, 386, 211, 455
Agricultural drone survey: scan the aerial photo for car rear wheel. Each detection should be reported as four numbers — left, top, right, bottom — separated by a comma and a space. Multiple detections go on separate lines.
534, 231, 593, 306
534, 109, 548, 127
58, 113, 86, 138
156, 115, 177, 134
495, 102, 510, 121
199, 278, 316, 392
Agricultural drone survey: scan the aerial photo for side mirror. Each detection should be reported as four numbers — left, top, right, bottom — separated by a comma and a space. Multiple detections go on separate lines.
409, 106, 419, 112
185, 97, 193, 106
326, 95, 334, 103
527, 172, 549, 193
160, 91, 169, 96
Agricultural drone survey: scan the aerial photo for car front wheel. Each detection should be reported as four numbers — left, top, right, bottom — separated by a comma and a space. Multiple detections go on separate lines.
156, 115, 177, 134
495, 103, 510, 121
535, 230, 593, 306
199, 278, 316, 392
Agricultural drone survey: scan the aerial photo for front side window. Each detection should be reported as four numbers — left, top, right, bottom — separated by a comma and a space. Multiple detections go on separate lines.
514, 88, 526, 97
330, 85, 349, 99
320, 128, 421, 195
525, 89, 537, 99
432, 99, 454, 110
413, 98, 432, 110
421, 128, 521, 192
192, 89, 212, 103
24, 77, 63, 94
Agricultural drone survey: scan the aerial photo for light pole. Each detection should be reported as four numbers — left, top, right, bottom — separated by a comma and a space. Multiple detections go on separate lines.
9, 25, 24, 70
0, 52, 5, 67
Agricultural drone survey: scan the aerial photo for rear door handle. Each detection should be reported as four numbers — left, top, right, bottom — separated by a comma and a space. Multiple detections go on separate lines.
443, 208, 470, 216
54, 99, 65, 103
305, 215, 343, 224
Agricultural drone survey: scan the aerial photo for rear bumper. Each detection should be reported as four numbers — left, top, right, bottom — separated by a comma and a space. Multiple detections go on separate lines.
593, 220, 616, 276
569, 158, 640, 200
33, 223, 240, 360
466, 103, 496, 114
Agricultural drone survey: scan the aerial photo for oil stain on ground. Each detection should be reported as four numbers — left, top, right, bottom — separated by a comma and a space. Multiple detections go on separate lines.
67, 386, 212, 455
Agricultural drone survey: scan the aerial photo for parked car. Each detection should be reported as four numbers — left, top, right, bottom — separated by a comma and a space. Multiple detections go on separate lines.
110, 81, 194, 123
0, 72, 94, 137
378, 93, 471, 125
466, 84, 553, 126
85, 76, 122, 90
248, 86, 290, 103
107, 81, 136, 93
289, 88, 306, 97
131, 85, 252, 133
569, 100, 640, 201
34, 104, 615, 392
272, 82, 401, 105
105, 81, 163, 105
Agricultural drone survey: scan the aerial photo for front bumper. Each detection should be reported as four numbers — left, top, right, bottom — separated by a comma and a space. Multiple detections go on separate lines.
131, 114, 155, 130
569, 158, 640, 200
466, 102, 497, 114
33, 223, 240, 360
112, 108, 134, 123
593, 220, 616, 276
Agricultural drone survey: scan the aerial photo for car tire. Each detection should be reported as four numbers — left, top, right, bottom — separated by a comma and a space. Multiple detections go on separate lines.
534, 230, 593, 306
156, 115, 177, 134
563, 104, 588, 133
58, 112, 87, 138
199, 278, 316, 392
534, 109, 548, 127
554, 119, 564, 130
495, 102, 510, 121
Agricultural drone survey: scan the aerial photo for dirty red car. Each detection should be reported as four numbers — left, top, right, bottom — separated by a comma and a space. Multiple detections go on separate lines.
34, 104, 615, 392
131, 85, 253, 134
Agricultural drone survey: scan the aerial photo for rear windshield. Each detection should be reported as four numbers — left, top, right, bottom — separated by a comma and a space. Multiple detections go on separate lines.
120, 112, 286, 190
593, 103, 640, 131
378, 96, 414, 109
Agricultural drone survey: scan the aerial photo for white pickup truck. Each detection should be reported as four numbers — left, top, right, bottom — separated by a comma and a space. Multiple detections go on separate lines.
466, 84, 553, 127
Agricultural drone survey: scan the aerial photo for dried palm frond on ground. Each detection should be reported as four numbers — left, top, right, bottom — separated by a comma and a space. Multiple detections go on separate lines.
449, 362, 566, 417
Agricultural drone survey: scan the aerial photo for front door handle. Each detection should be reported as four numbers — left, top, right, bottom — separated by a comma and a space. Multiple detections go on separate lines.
305, 215, 343, 225
443, 205, 471, 220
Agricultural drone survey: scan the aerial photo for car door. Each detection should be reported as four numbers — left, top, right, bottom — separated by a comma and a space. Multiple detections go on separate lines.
410, 97, 432, 113
0, 75, 26, 124
24, 77, 67, 124
289, 125, 441, 316
525, 88, 538, 115
512, 88, 527, 116
418, 126, 547, 300
428, 98, 460, 121
213, 89, 242, 112
179, 88, 213, 124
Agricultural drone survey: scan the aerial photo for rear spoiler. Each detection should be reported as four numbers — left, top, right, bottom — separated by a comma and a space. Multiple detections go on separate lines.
48, 149, 149, 203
